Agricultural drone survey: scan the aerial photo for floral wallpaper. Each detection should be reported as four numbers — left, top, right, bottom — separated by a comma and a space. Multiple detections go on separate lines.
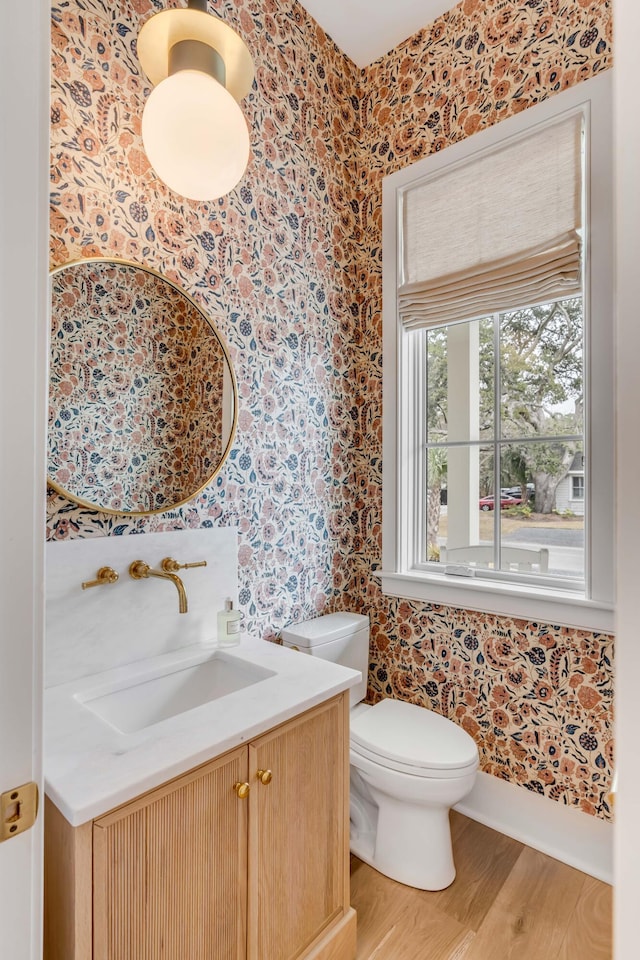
352, 0, 614, 821
366, 605, 613, 818
50, 260, 227, 513
48, 0, 613, 820
49, 0, 362, 619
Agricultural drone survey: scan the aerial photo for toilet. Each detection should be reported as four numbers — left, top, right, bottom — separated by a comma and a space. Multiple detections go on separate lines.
281, 612, 478, 891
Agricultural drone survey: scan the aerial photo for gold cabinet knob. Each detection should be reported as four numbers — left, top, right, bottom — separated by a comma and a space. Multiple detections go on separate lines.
256, 769, 272, 786
233, 781, 250, 800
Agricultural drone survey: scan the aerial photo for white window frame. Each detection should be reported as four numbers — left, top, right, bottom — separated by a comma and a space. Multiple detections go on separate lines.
381, 72, 614, 631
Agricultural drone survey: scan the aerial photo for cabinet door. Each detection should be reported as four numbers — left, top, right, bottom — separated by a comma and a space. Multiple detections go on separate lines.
93, 747, 248, 960
248, 695, 349, 960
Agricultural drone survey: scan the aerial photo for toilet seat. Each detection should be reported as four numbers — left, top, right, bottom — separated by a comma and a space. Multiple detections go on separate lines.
350, 698, 478, 779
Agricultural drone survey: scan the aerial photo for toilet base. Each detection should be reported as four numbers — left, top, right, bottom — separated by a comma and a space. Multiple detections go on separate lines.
350, 760, 476, 891
351, 796, 455, 891
350, 831, 376, 866
349, 785, 377, 864
350, 840, 455, 892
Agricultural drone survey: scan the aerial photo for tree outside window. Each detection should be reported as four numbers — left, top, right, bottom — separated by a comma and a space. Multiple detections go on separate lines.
425, 297, 584, 581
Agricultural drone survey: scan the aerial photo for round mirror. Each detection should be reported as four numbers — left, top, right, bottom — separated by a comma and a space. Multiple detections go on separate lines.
48, 259, 237, 515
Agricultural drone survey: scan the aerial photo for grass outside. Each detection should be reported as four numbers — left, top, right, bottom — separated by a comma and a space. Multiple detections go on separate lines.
437, 509, 584, 539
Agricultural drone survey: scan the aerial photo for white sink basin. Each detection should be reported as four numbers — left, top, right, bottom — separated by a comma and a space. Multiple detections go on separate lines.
75, 653, 275, 734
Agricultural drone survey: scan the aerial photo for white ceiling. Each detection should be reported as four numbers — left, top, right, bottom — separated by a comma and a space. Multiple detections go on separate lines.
298, 0, 457, 68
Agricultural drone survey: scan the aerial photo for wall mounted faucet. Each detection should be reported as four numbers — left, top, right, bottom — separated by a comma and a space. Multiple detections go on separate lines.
129, 560, 188, 614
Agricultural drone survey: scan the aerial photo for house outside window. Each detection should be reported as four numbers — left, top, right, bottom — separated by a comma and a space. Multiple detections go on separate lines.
551, 452, 585, 516
381, 73, 613, 630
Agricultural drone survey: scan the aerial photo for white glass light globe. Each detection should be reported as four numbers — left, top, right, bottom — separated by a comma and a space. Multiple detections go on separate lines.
142, 69, 250, 201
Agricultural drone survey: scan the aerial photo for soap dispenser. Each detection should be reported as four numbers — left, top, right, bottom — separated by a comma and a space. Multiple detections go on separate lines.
218, 598, 242, 646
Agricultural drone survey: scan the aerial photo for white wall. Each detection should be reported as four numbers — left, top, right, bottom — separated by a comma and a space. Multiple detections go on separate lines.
0, 1, 49, 956
613, 2, 640, 956
46, 528, 238, 687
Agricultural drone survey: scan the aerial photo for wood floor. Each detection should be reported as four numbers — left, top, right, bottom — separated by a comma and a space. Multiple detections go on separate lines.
350, 812, 612, 960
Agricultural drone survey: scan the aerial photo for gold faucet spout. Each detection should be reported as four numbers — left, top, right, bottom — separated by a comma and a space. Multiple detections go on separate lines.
129, 560, 188, 614
147, 568, 188, 614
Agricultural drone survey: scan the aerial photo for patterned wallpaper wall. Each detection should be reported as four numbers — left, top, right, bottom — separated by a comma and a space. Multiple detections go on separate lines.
50, 0, 362, 620
48, 0, 614, 820
353, 0, 614, 821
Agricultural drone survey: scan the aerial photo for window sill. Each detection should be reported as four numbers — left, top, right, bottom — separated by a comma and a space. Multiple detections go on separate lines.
378, 570, 614, 632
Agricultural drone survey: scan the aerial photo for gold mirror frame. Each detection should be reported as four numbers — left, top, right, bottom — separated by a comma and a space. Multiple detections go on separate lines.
48, 258, 238, 516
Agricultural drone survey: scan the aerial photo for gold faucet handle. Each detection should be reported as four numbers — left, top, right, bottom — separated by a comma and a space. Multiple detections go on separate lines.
161, 557, 208, 573
81, 566, 119, 590
129, 560, 151, 580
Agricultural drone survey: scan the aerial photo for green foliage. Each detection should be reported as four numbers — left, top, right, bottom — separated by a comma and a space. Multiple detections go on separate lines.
503, 504, 532, 518
427, 543, 441, 562
500, 298, 583, 438
427, 446, 447, 482
501, 448, 528, 491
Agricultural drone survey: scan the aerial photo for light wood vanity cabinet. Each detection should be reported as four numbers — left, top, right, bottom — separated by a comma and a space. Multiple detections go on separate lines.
249, 697, 349, 960
93, 746, 249, 959
45, 693, 356, 960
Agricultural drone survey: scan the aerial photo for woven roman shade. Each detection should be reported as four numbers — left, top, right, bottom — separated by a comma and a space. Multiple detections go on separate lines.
399, 113, 583, 329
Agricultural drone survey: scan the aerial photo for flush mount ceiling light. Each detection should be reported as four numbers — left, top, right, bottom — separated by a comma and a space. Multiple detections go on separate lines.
138, 0, 254, 201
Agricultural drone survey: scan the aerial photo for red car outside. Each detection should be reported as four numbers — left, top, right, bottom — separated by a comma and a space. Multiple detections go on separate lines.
478, 494, 523, 511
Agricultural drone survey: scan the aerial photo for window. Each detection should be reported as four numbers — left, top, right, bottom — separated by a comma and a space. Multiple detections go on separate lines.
572, 475, 585, 500
381, 73, 613, 630
425, 297, 584, 585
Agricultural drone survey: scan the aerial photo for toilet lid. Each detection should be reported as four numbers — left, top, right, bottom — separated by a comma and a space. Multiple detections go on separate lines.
350, 699, 478, 773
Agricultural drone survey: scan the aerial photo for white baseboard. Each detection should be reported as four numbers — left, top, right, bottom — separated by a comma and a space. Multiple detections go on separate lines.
454, 770, 613, 885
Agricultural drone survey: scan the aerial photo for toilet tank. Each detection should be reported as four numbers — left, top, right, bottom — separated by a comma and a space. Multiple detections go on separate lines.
281, 612, 369, 707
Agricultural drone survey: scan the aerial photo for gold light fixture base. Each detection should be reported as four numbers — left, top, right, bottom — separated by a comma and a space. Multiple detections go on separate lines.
137, 5, 254, 103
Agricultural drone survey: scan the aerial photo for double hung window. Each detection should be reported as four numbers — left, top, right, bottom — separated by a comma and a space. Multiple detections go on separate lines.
381, 73, 613, 629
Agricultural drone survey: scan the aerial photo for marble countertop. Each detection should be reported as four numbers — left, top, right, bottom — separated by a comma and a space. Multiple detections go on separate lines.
45, 637, 360, 826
